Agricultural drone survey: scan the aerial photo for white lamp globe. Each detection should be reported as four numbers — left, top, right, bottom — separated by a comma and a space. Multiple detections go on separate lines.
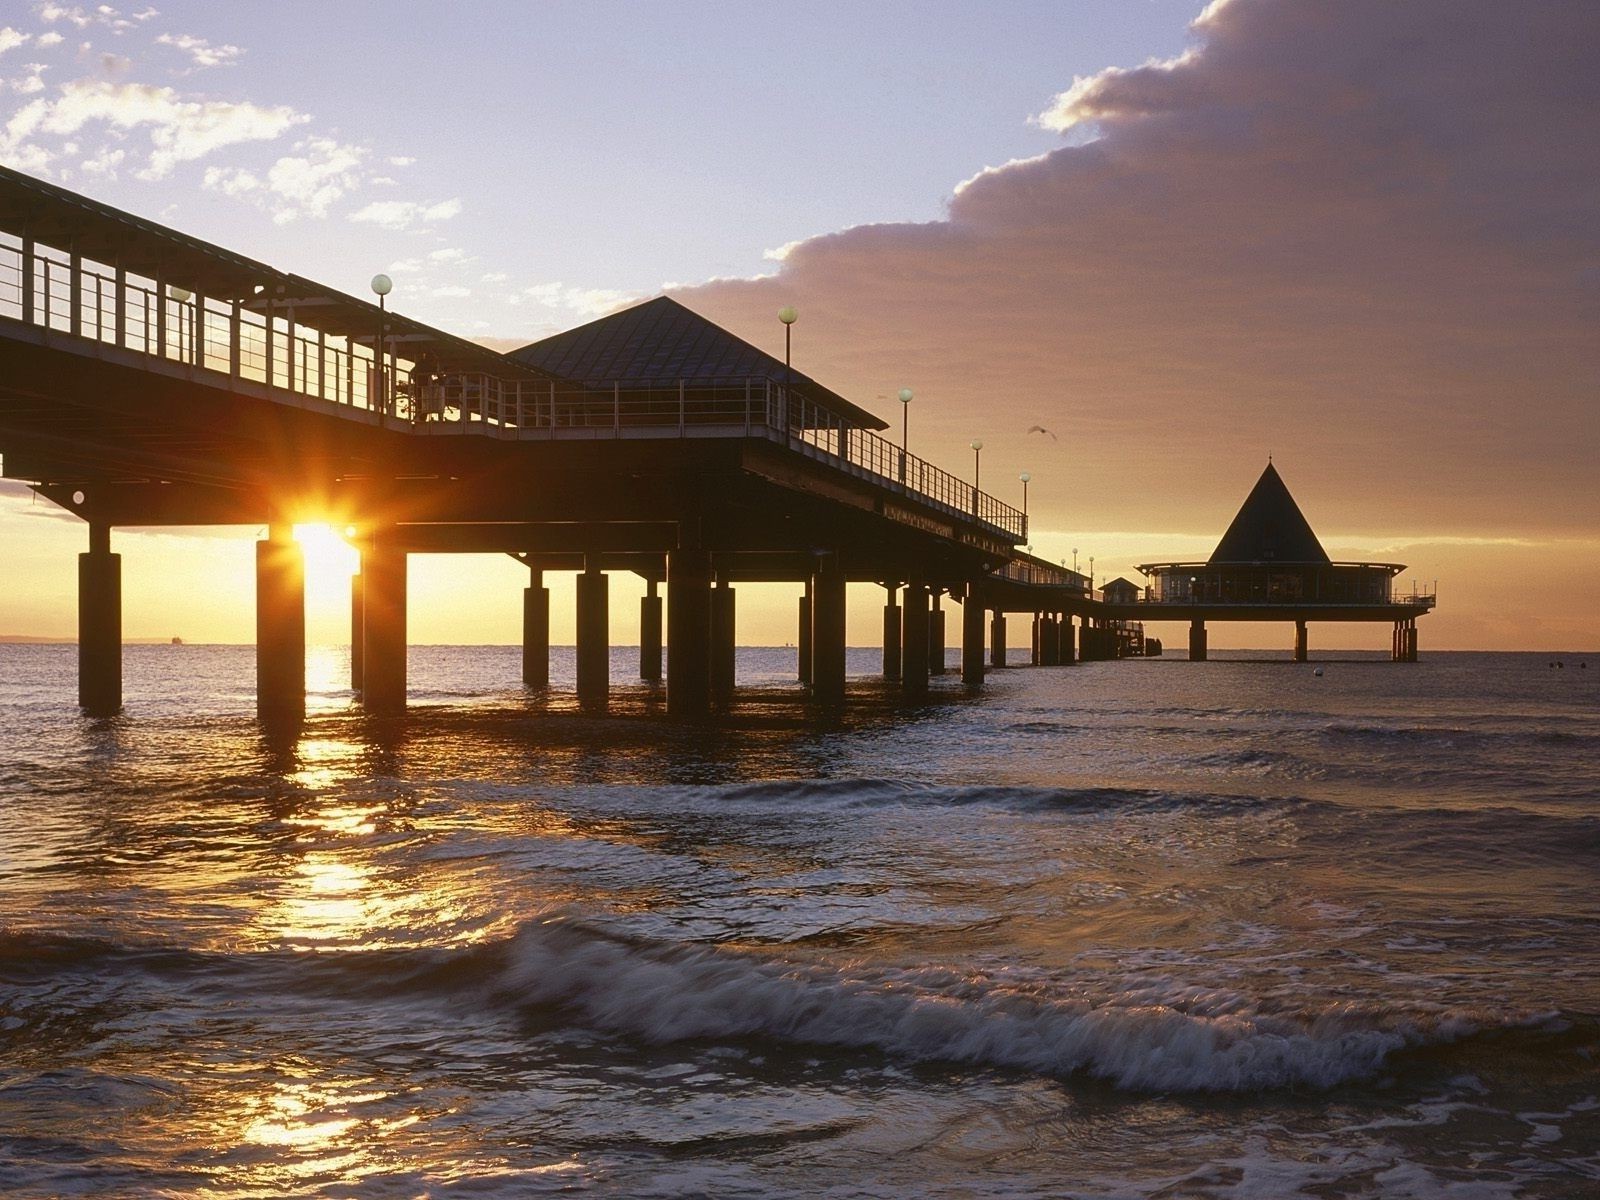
970, 439, 984, 451
777, 306, 798, 325
898, 387, 913, 404
371, 274, 393, 297
1019, 471, 1031, 483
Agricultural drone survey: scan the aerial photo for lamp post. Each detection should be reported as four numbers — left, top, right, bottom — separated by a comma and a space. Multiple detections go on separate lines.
778, 306, 797, 435
969, 439, 983, 516
898, 387, 913, 483
371, 273, 393, 415
1019, 471, 1030, 519
1090, 556, 1095, 595
1072, 547, 1079, 574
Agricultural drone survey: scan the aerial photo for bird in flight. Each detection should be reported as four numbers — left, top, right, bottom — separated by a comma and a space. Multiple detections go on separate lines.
1026, 425, 1058, 440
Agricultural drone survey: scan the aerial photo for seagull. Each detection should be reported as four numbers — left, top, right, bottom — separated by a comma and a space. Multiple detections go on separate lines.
1026, 425, 1058, 440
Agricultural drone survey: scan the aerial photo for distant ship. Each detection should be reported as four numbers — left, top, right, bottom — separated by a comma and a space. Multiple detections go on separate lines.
170, 637, 184, 646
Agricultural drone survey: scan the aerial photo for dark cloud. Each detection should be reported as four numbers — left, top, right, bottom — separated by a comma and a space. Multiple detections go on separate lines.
677, 0, 1599, 540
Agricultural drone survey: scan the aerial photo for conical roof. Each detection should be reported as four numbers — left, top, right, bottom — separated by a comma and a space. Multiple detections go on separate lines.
510, 296, 887, 430
1208, 463, 1330, 564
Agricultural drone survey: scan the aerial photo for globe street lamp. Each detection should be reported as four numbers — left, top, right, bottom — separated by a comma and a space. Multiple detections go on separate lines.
778, 306, 797, 434
1019, 471, 1031, 519
897, 387, 913, 482
970, 438, 983, 516
372, 273, 393, 415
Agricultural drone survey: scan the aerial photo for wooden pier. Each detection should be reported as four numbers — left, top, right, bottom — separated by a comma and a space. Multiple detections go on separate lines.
0, 166, 1433, 722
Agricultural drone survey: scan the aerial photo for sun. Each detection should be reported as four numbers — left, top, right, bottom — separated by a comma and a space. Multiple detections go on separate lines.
293, 523, 360, 579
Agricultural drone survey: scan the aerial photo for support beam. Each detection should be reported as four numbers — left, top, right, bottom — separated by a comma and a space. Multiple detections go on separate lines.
797, 581, 812, 684
711, 579, 736, 703
1188, 619, 1208, 663
78, 524, 121, 716
255, 525, 305, 723
639, 579, 663, 682
989, 611, 1007, 668
810, 553, 847, 704
575, 559, 609, 710
961, 589, 985, 689
1031, 613, 1043, 666
667, 547, 712, 718
902, 580, 930, 698
361, 533, 407, 714
1294, 620, 1308, 663
349, 568, 365, 693
1041, 615, 1060, 667
927, 593, 946, 676
882, 585, 902, 680
522, 570, 550, 689
1060, 616, 1076, 665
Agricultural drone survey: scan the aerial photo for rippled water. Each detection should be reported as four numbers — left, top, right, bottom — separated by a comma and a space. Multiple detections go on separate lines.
0, 644, 1596, 1197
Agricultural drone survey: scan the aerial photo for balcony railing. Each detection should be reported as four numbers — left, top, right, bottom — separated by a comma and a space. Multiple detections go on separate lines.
0, 233, 1027, 542
1128, 562, 1436, 607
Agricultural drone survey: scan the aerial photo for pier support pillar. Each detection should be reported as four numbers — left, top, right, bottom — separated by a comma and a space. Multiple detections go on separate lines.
1294, 620, 1308, 663
1041, 615, 1061, 667
639, 579, 663, 682
711, 578, 736, 703
78, 524, 121, 717
961, 589, 985, 689
1061, 617, 1076, 664
361, 533, 407, 714
575, 559, 609, 710
989, 611, 1007, 668
522, 570, 550, 689
350, 568, 365, 693
255, 524, 305, 724
810, 554, 847, 705
1031, 614, 1043, 666
668, 548, 712, 718
882, 585, 902, 680
1407, 623, 1418, 662
928, 593, 946, 675
797, 581, 812, 684
902, 580, 930, 698
1188, 619, 1208, 663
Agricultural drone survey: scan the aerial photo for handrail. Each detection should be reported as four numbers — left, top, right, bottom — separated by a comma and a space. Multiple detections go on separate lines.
0, 231, 1027, 542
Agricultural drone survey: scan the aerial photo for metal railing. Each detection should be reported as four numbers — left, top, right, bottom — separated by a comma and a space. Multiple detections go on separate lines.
993, 557, 1088, 590
0, 232, 1027, 541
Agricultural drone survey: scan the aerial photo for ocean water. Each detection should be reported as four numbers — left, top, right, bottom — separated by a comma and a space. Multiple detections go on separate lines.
0, 643, 1596, 1198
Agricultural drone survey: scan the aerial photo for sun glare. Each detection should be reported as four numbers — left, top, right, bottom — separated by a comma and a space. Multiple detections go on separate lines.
293, 523, 359, 578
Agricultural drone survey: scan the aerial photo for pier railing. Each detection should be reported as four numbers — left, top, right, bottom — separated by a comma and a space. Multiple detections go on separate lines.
0, 233, 1026, 542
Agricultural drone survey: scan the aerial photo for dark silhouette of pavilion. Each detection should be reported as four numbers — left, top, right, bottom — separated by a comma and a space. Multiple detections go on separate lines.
1130, 463, 1435, 660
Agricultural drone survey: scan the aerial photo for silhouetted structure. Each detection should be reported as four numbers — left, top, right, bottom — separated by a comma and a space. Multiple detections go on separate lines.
1130, 463, 1434, 660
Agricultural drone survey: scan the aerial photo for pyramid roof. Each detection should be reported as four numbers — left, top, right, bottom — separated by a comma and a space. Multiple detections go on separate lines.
510, 296, 888, 430
1208, 463, 1330, 564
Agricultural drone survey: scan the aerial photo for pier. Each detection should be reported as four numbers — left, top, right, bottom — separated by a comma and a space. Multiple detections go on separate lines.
0, 166, 1433, 722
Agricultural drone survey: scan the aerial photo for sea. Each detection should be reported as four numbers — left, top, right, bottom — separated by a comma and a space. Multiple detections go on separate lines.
0, 643, 1595, 1199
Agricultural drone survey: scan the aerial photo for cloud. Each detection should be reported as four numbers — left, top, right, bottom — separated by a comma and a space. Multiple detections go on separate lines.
387, 154, 414, 167
2, 77, 306, 177
348, 196, 461, 230
155, 32, 242, 69
509, 282, 635, 318
36, 31, 64, 47
0, 28, 29, 56
8, 62, 48, 94
675, 0, 1600, 542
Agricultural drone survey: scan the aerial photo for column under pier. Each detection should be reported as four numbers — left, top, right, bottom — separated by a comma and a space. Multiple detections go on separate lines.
1060, 617, 1076, 664
78, 524, 121, 717
668, 547, 712, 718
961, 590, 985, 689
350, 568, 365, 693
361, 533, 407, 714
1188, 618, 1208, 663
797, 583, 812, 684
522, 570, 550, 689
882, 585, 902, 680
1294, 620, 1308, 663
902, 580, 930, 698
639, 579, 663, 682
256, 525, 305, 723
989, 611, 1007, 668
711, 578, 736, 703
575, 560, 609, 710
928, 594, 946, 675
810, 554, 847, 705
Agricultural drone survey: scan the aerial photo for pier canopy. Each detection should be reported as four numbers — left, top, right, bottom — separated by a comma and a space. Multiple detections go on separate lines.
1137, 463, 1427, 607
510, 296, 888, 432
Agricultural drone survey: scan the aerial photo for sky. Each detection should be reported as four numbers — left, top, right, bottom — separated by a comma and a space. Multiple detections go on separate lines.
1, 0, 1596, 651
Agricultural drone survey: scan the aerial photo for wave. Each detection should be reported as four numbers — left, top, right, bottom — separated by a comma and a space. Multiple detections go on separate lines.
699, 778, 1298, 817
491, 917, 1555, 1094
